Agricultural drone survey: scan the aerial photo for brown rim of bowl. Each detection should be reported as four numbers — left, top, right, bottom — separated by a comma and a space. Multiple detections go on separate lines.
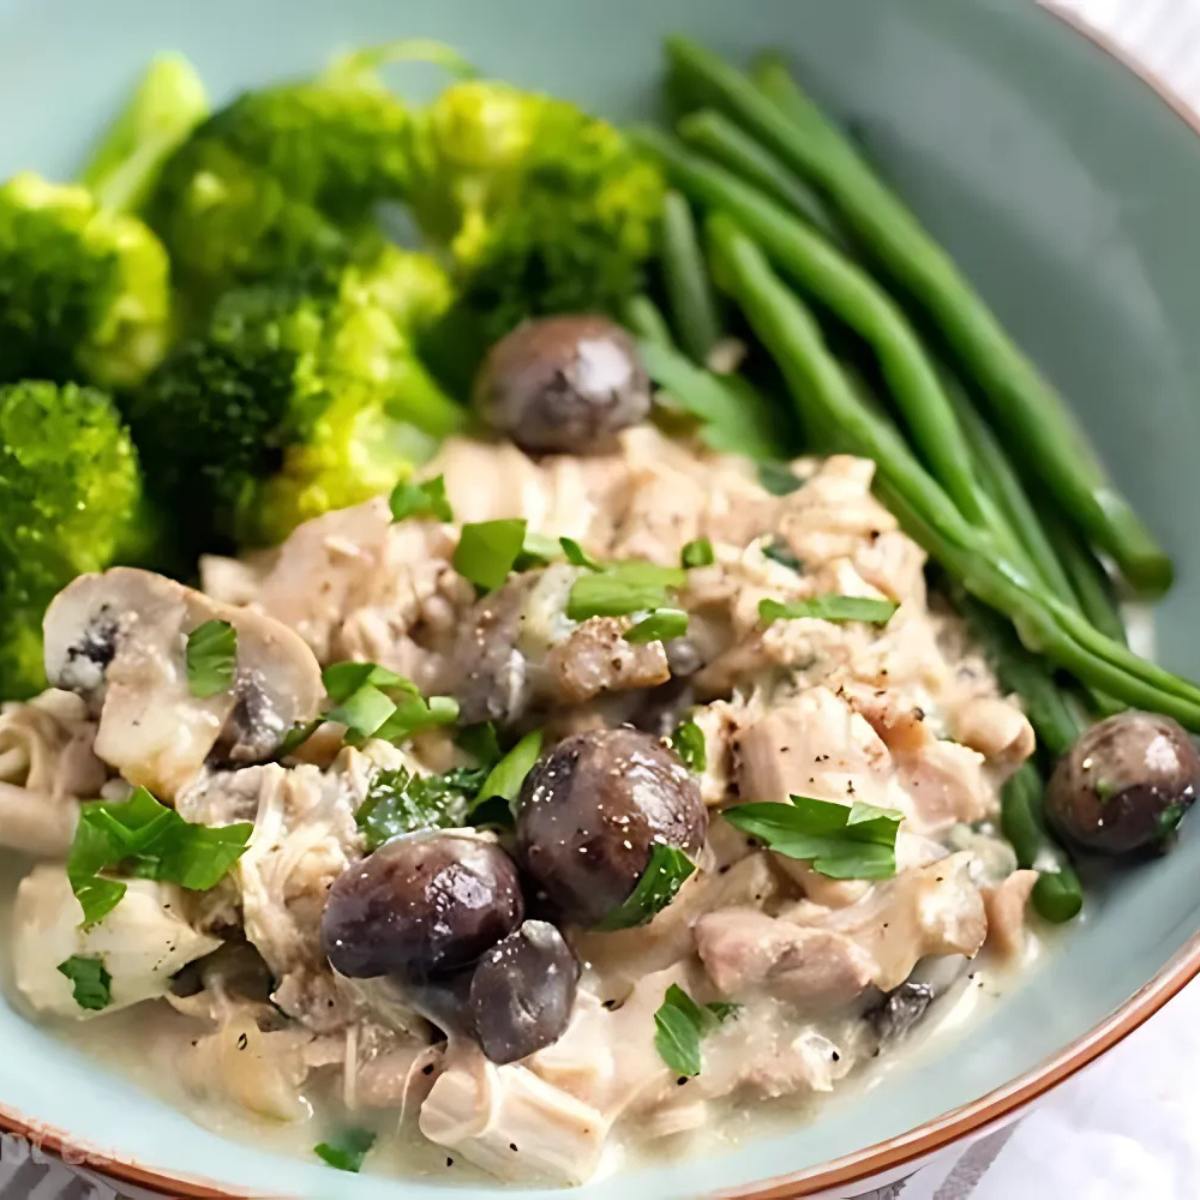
3, 7, 1200, 1199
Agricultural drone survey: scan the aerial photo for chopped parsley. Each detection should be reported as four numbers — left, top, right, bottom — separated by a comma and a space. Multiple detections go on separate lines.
453, 518, 527, 592
320, 661, 458, 746
566, 561, 685, 620
653, 984, 739, 1078
355, 766, 485, 850
625, 608, 688, 644
561, 537, 603, 571
758, 461, 806, 496
314, 1127, 376, 1173
185, 619, 237, 698
680, 538, 715, 569
762, 538, 803, 572
56, 955, 112, 1011
595, 844, 695, 931
67, 787, 253, 926
388, 474, 452, 523
723, 795, 903, 879
671, 719, 707, 773
758, 595, 897, 627
474, 730, 543, 816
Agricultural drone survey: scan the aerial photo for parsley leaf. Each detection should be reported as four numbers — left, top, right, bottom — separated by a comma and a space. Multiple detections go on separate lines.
517, 529, 562, 568
389, 474, 452, 523
567, 562, 686, 620
56, 955, 112, 1011
625, 608, 689, 644
595, 844, 695, 930
758, 595, 897, 627
67, 787, 253, 926
723, 795, 903, 879
320, 662, 458, 745
762, 538, 803, 572
561, 537, 602, 571
475, 730, 543, 815
757, 461, 806, 495
355, 766, 485, 851
671, 720, 707, 773
680, 538, 715, 569
314, 1128, 376, 1173
653, 984, 736, 1078
454, 519, 528, 592
185, 620, 237, 698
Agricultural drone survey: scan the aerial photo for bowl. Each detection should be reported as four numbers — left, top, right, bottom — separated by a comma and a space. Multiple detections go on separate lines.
2, 1, 1200, 1196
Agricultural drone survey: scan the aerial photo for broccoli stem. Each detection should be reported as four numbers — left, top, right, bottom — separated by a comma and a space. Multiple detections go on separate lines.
79, 53, 209, 213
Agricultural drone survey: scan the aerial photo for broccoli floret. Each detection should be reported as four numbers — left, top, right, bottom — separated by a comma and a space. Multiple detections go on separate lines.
0, 173, 172, 387
0, 381, 153, 697
149, 50, 420, 297
130, 251, 464, 550
406, 80, 664, 346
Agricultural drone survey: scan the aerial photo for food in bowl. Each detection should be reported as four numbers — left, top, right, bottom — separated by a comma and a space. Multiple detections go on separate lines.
0, 31, 1197, 1189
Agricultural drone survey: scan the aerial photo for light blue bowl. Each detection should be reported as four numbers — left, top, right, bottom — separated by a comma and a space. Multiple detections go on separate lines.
2, 1, 1200, 1196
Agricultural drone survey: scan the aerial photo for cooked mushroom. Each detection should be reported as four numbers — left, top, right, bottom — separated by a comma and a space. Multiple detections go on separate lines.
515, 728, 706, 926
1046, 710, 1200, 853
321, 831, 524, 980
42, 568, 323, 798
469, 920, 579, 1064
473, 315, 651, 455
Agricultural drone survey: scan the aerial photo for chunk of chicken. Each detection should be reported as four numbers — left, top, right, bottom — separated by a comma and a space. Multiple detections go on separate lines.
695, 908, 875, 1005
982, 869, 1038, 959
952, 697, 1036, 768
43, 569, 323, 799
420, 1040, 608, 1185
545, 617, 670, 704
784, 853, 987, 991
13, 865, 220, 1019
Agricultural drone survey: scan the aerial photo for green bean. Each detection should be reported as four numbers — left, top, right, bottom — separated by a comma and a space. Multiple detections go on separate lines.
660, 190, 723, 362
677, 109, 847, 247
705, 212, 1200, 728
623, 293, 676, 349
632, 126, 990, 532
664, 37, 1172, 594
955, 592, 1084, 758
1042, 511, 1128, 645
1001, 764, 1083, 923
942, 369, 1077, 605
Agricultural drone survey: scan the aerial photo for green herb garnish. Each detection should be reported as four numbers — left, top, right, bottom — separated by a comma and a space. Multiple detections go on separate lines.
758, 595, 897, 627
355, 766, 485, 851
653, 984, 738, 1078
185, 619, 237, 698
625, 608, 689, 644
671, 719, 707, 773
762, 538, 803, 572
517, 529, 562, 568
453, 518, 528, 592
56, 955, 112, 1011
320, 662, 458, 745
758, 461, 806, 496
723, 795, 902, 879
595, 843, 695, 931
566, 561, 685, 620
475, 730, 543, 816
314, 1128, 376, 1173
389, 474, 452, 523
67, 787, 253, 926
456, 722, 503, 768
561, 537, 602, 571
680, 538, 715, 568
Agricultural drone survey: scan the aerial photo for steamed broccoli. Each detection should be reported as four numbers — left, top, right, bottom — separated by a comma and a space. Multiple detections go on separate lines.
405, 80, 665, 346
149, 42, 467, 297
130, 247, 464, 550
0, 381, 153, 697
0, 173, 172, 387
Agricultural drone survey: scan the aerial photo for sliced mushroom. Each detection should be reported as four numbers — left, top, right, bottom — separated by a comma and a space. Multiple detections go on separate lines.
43, 568, 322, 798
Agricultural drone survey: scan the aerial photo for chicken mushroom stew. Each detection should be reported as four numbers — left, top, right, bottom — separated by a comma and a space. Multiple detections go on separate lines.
2, 33, 1198, 1191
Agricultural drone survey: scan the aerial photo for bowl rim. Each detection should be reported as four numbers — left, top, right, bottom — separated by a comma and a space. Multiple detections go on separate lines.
3, 6, 1200, 1198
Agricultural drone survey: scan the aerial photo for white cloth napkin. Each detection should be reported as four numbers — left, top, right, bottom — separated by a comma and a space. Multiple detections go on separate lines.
2, 2, 1198, 1198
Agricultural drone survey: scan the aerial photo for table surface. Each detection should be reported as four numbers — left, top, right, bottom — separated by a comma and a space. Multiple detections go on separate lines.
3, 2, 1199, 1198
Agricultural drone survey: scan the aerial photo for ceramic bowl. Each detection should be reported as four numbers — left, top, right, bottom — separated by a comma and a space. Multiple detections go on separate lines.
1, 1, 1199, 1196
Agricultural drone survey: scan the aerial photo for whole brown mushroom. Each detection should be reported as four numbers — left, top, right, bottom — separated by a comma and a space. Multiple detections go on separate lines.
1046, 711, 1200, 854
473, 314, 651, 455
321, 831, 524, 979
515, 727, 706, 926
